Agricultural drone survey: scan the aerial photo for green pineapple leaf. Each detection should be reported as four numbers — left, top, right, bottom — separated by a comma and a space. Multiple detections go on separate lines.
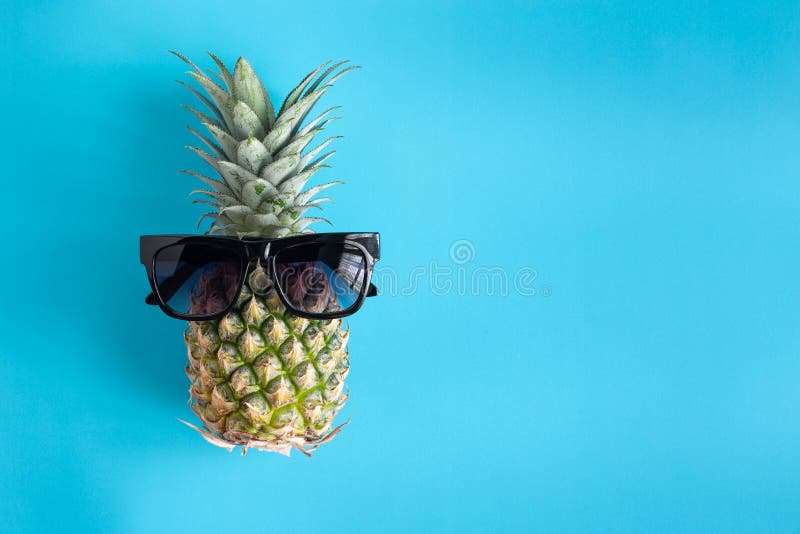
277, 202, 325, 224
260, 155, 301, 186
185, 145, 221, 173
292, 217, 332, 231
280, 61, 330, 115
236, 137, 272, 174
192, 198, 219, 209
232, 101, 266, 139
196, 212, 223, 230
169, 50, 202, 73
304, 60, 349, 96
303, 150, 335, 170
188, 71, 235, 131
294, 181, 343, 205
179, 169, 234, 197
300, 136, 341, 168
220, 205, 254, 225
186, 126, 225, 159
215, 161, 253, 196
244, 212, 281, 229
276, 65, 358, 135
176, 80, 226, 126
207, 51, 235, 93
181, 104, 221, 129
262, 120, 293, 155
242, 178, 279, 207
278, 165, 329, 197
190, 189, 238, 206
233, 57, 275, 131
275, 130, 317, 159
273, 85, 329, 134
176, 53, 356, 241
203, 122, 239, 161
297, 107, 341, 136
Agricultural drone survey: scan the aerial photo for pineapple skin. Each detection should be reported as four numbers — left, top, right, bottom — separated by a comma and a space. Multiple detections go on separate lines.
184, 263, 350, 455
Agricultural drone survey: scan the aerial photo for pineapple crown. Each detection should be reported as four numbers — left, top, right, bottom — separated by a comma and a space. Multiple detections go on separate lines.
171, 51, 359, 238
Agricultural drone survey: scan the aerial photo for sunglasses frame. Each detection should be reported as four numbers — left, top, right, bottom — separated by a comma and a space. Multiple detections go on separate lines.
140, 232, 380, 321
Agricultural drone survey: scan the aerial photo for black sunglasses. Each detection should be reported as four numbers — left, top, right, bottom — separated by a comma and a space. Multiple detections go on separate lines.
140, 232, 380, 321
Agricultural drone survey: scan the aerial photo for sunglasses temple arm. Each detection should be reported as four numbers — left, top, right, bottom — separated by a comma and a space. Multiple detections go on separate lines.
366, 283, 378, 297
145, 262, 199, 305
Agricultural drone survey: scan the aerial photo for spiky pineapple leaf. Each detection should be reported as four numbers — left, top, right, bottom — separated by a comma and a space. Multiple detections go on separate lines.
278, 165, 328, 197
292, 217, 332, 231
304, 150, 335, 170
280, 61, 330, 115
304, 60, 349, 96
244, 212, 281, 229
192, 198, 219, 209
207, 51, 234, 93
179, 169, 234, 197
319, 64, 361, 89
220, 205, 254, 225
176, 80, 226, 126
186, 126, 225, 159
207, 71, 229, 91
181, 104, 221, 128
297, 107, 340, 136
196, 212, 223, 229
300, 136, 341, 168
232, 101, 266, 139
236, 137, 272, 174
203, 122, 238, 161
275, 66, 358, 137
306, 197, 333, 207
294, 181, 343, 205
233, 57, 275, 131
186, 145, 220, 173
242, 178, 279, 207
169, 50, 202, 73
208, 218, 238, 235
268, 227, 293, 237
304, 135, 340, 157
190, 189, 238, 206
295, 66, 358, 127
216, 161, 256, 196
175, 53, 356, 239
275, 130, 317, 159
188, 71, 235, 131
273, 85, 329, 133
260, 155, 300, 186
277, 202, 324, 224
262, 120, 293, 155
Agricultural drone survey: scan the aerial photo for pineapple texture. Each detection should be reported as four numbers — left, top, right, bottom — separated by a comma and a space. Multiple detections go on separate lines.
184, 265, 350, 455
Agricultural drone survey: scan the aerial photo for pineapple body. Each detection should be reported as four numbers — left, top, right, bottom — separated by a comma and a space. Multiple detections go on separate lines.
185, 264, 350, 455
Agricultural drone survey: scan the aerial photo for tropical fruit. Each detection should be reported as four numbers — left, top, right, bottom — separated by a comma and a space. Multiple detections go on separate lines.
172, 51, 357, 455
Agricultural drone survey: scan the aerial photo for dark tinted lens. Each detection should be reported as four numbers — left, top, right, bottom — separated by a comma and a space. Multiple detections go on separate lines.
154, 242, 241, 317
274, 243, 367, 315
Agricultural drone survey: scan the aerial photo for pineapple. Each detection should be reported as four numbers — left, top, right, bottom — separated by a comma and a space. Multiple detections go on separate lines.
171, 51, 358, 456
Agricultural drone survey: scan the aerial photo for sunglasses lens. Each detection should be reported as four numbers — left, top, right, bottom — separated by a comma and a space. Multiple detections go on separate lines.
274, 243, 367, 315
154, 242, 241, 317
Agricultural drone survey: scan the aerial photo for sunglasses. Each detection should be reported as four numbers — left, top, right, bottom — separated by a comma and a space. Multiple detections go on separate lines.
140, 232, 380, 321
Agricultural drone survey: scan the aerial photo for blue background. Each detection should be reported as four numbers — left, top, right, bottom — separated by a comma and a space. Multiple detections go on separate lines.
1, 1, 799, 532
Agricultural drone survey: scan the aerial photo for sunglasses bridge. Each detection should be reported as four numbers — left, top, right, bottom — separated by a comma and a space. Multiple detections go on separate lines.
238, 241, 273, 279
